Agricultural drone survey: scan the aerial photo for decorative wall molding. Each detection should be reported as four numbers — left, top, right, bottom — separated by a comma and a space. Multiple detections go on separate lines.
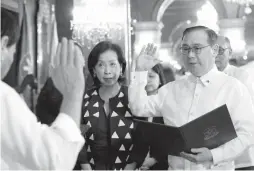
1, 0, 19, 12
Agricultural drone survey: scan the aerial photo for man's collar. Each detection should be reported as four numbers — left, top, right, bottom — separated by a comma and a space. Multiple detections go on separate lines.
223, 64, 233, 74
189, 66, 219, 86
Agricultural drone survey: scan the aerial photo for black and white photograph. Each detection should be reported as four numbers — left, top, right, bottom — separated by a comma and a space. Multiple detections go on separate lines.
1, 0, 254, 170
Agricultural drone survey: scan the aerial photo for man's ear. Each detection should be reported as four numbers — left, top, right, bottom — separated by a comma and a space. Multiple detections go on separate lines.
211, 44, 219, 56
1, 36, 9, 50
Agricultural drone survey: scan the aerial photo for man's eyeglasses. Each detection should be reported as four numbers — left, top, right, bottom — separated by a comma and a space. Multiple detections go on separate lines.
180, 45, 210, 55
218, 47, 230, 55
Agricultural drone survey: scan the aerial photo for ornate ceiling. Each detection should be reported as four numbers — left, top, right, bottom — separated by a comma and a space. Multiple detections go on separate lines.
131, 0, 254, 62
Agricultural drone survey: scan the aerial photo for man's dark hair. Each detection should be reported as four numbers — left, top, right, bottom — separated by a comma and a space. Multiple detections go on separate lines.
182, 26, 218, 46
87, 41, 126, 86
1, 8, 20, 47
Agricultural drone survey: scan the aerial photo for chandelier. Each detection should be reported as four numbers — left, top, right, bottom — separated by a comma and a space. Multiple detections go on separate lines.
71, 0, 124, 49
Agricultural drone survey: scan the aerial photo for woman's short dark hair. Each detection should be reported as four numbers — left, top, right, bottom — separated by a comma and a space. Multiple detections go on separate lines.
151, 63, 166, 88
87, 41, 126, 86
1, 8, 20, 47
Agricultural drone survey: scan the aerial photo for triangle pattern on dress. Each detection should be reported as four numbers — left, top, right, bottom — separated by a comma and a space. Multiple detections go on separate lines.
117, 102, 124, 108
119, 144, 125, 151
125, 133, 131, 139
118, 120, 125, 127
119, 92, 124, 98
87, 145, 91, 152
84, 94, 89, 98
112, 131, 119, 139
84, 111, 89, 117
89, 134, 94, 140
84, 101, 89, 107
111, 111, 118, 117
93, 102, 99, 107
125, 111, 131, 117
90, 158, 94, 164
92, 91, 97, 96
130, 122, 134, 129
115, 156, 121, 163
93, 112, 99, 117
129, 144, 133, 151
126, 155, 130, 161
87, 121, 91, 127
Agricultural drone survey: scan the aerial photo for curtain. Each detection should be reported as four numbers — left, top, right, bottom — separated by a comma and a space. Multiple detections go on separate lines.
18, 0, 37, 111
37, 0, 59, 91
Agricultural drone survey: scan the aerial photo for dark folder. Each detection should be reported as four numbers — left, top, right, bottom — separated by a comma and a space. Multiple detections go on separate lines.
134, 104, 237, 156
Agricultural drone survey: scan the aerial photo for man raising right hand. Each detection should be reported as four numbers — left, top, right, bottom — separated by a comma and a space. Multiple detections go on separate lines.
1, 8, 85, 170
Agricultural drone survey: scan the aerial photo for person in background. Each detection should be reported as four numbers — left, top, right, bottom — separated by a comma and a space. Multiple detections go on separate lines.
78, 41, 147, 170
215, 36, 254, 104
128, 26, 254, 170
215, 35, 254, 170
163, 67, 175, 83
1, 8, 84, 169
36, 40, 145, 170
125, 63, 169, 170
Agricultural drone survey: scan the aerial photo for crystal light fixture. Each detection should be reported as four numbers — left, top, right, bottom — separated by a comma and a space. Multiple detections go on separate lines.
71, 0, 124, 49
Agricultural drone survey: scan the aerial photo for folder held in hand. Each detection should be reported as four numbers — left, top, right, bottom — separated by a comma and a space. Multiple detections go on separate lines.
134, 104, 237, 156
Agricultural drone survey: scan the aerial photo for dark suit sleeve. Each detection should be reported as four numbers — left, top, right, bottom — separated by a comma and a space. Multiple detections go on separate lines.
77, 124, 89, 164
127, 118, 149, 167
76, 94, 90, 165
124, 87, 149, 166
36, 78, 63, 125
74, 142, 88, 169
77, 143, 89, 164
149, 117, 168, 162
